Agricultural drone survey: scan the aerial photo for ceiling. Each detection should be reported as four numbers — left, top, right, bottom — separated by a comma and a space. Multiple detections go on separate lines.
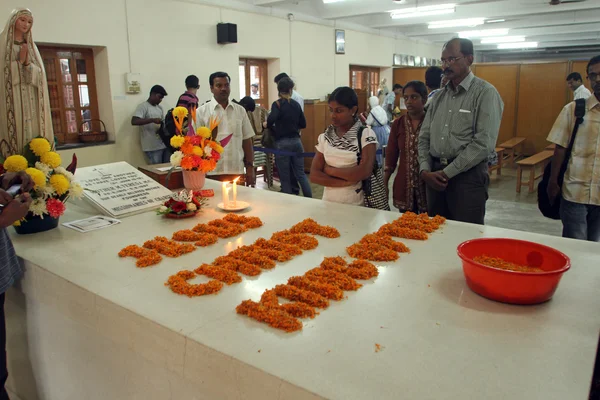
246, 0, 600, 60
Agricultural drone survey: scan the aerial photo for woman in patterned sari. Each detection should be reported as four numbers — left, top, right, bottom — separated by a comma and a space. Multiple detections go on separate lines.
0, 8, 54, 159
384, 81, 428, 213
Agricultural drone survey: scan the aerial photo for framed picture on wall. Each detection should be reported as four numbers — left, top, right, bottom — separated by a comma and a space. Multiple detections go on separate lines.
408, 56, 415, 66
335, 30, 345, 54
393, 54, 402, 66
401, 55, 409, 66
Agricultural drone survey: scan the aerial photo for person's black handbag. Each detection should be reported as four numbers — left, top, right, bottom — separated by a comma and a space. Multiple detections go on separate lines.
357, 126, 390, 210
538, 98, 586, 219
261, 101, 280, 149
160, 108, 177, 152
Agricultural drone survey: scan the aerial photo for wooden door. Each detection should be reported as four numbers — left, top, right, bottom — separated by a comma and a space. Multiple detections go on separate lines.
349, 66, 380, 98
239, 58, 269, 108
516, 62, 569, 154
393, 67, 428, 87
475, 64, 519, 146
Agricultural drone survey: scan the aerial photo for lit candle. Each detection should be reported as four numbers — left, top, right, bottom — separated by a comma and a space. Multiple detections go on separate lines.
232, 177, 239, 207
222, 182, 229, 208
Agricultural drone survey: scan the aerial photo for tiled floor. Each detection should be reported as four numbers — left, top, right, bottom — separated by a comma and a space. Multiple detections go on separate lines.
256, 163, 562, 237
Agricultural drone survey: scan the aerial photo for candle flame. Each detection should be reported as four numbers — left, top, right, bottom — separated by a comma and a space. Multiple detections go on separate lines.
233, 177, 240, 184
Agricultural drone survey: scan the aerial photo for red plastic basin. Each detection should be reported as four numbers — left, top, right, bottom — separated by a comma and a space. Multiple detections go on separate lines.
457, 238, 571, 305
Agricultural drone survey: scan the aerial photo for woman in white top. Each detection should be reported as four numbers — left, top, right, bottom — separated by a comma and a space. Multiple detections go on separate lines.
310, 87, 377, 206
360, 96, 390, 167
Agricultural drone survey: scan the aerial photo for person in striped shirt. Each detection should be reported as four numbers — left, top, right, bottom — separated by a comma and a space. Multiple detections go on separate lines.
176, 75, 200, 111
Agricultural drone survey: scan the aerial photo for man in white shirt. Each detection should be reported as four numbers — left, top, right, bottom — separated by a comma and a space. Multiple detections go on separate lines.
274, 73, 304, 194
566, 72, 592, 101
196, 72, 256, 186
548, 56, 600, 242
382, 84, 403, 122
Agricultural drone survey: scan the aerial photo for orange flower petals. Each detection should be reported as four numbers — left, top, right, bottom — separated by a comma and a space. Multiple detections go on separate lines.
290, 218, 340, 238
223, 214, 264, 229
280, 302, 317, 319
229, 248, 277, 269
287, 276, 344, 300
119, 245, 163, 268
243, 217, 264, 229
347, 243, 399, 262
251, 247, 294, 262
172, 230, 218, 247
271, 231, 319, 250
172, 229, 203, 242
346, 260, 379, 280
194, 234, 219, 247
361, 233, 410, 253
165, 270, 223, 297
253, 238, 303, 256
378, 224, 429, 241
236, 300, 302, 333
194, 264, 242, 285
393, 211, 445, 233
305, 268, 362, 291
274, 284, 330, 309
143, 236, 196, 257
212, 256, 262, 276
473, 255, 544, 273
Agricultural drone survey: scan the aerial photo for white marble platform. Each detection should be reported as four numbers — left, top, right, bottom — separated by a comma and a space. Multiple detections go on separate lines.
5, 180, 600, 400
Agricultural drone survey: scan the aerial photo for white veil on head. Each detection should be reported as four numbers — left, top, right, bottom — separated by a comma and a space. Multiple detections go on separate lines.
0, 8, 54, 159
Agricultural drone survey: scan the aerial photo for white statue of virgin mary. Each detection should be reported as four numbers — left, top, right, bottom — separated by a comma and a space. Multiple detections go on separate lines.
0, 8, 54, 159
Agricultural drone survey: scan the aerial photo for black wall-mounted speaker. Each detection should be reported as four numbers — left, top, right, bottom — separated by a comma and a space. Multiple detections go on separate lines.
217, 23, 237, 44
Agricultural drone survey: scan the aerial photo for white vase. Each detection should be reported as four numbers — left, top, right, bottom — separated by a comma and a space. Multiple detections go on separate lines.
182, 170, 206, 190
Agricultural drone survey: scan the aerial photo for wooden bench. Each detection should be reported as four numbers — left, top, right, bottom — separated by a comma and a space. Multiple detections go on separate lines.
516, 150, 554, 193
488, 147, 504, 176
499, 137, 526, 166
545, 143, 556, 151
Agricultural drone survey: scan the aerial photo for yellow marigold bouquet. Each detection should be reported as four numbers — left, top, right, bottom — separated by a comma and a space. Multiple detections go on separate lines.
2, 137, 83, 221
168, 106, 232, 172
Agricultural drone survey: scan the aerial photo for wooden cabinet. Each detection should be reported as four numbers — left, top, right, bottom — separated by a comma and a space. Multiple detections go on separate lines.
302, 101, 331, 172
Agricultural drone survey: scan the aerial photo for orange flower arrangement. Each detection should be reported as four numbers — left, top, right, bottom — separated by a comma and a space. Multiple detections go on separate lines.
305, 267, 362, 291
172, 229, 203, 242
222, 214, 264, 229
212, 256, 263, 276
253, 238, 303, 256
290, 218, 341, 238
165, 270, 224, 297
194, 264, 243, 285
236, 300, 303, 333
347, 243, 399, 262
346, 260, 379, 280
361, 233, 410, 253
143, 236, 196, 257
393, 212, 445, 233
228, 248, 277, 269
287, 276, 344, 300
260, 289, 316, 319
118, 245, 162, 268
236, 254, 382, 332
270, 231, 319, 250
251, 247, 294, 263
378, 224, 429, 241
273, 284, 330, 309
194, 234, 219, 247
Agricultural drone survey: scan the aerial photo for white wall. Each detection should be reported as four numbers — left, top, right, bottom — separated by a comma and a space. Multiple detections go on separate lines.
1, 0, 440, 167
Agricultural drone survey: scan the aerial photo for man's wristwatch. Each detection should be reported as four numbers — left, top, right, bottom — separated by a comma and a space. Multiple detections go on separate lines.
244, 161, 254, 168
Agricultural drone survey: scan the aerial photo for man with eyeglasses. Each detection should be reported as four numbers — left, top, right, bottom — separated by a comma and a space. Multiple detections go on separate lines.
131, 84, 170, 164
418, 38, 504, 224
547, 55, 600, 242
